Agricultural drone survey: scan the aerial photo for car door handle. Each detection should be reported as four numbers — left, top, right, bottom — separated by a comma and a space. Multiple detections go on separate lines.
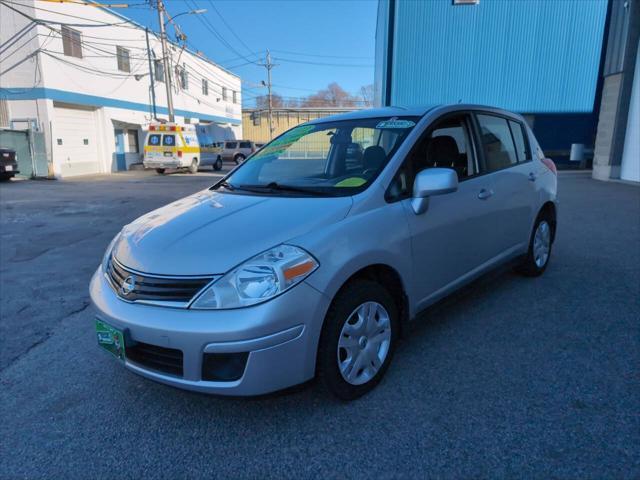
478, 188, 494, 200
528, 172, 537, 182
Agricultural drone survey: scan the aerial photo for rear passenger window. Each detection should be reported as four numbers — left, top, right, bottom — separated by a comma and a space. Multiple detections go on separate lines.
162, 135, 175, 146
476, 114, 518, 172
239, 142, 251, 149
508, 120, 530, 162
226, 142, 237, 149
148, 134, 161, 146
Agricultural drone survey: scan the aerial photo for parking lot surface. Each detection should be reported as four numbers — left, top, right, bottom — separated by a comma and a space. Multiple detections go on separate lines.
1, 170, 639, 478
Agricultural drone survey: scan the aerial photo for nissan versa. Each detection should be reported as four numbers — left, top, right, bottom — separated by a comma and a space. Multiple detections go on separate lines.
90, 105, 558, 400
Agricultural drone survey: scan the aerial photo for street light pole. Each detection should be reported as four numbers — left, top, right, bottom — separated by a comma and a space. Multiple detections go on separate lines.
156, 0, 175, 122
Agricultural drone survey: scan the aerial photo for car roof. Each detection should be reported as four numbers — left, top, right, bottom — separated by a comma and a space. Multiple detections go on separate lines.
305, 106, 438, 124
304, 104, 524, 125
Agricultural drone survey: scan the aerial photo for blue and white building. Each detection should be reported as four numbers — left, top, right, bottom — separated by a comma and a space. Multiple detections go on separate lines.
374, 0, 639, 182
0, 0, 242, 177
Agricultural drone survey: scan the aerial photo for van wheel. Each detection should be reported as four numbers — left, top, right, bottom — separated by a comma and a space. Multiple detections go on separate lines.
189, 159, 199, 174
213, 157, 223, 171
234, 154, 245, 165
516, 213, 554, 277
155, 168, 165, 175
317, 279, 398, 400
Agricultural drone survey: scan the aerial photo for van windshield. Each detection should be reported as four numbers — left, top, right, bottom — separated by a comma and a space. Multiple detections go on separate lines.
219, 117, 419, 196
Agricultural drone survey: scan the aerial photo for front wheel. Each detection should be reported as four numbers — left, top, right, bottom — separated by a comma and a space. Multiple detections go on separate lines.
317, 280, 398, 400
517, 215, 554, 276
213, 157, 223, 171
188, 159, 199, 174
234, 154, 245, 165
155, 168, 165, 175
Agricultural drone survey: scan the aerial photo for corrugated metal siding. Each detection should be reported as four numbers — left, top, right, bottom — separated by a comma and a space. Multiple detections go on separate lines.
390, 0, 608, 113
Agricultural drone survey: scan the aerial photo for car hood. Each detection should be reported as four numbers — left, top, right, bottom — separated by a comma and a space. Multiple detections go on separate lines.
113, 189, 353, 275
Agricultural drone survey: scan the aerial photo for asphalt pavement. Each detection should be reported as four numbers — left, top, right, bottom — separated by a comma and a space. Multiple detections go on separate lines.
1, 170, 638, 479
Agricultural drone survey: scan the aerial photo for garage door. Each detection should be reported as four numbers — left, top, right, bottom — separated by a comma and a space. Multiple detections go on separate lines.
53, 103, 100, 176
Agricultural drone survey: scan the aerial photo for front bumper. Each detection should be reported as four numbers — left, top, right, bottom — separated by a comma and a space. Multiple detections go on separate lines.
89, 268, 330, 395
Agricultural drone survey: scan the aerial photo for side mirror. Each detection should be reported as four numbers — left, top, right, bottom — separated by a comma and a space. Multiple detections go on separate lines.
411, 168, 458, 214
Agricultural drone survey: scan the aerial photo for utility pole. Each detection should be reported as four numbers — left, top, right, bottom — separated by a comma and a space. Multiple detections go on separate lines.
260, 50, 277, 140
156, 0, 175, 122
145, 28, 158, 120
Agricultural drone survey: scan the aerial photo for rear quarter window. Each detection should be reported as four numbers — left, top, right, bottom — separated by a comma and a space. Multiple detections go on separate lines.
239, 141, 252, 148
508, 120, 531, 162
226, 142, 238, 149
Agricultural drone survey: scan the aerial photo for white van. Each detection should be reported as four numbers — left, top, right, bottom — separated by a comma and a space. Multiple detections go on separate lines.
143, 123, 223, 174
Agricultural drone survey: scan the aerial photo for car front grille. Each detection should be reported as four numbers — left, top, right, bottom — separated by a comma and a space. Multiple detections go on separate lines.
106, 257, 213, 305
126, 341, 183, 377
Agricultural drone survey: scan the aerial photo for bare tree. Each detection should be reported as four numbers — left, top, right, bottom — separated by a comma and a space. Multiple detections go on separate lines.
301, 83, 359, 108
359, 84, 374, 107
255, 93, 283, 109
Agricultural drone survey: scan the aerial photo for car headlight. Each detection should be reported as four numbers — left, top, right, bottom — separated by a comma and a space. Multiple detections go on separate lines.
101, 232, 121, 273
191, 245, 318, 310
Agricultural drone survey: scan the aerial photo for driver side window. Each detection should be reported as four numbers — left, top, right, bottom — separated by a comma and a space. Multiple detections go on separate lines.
387, 114, 476, 200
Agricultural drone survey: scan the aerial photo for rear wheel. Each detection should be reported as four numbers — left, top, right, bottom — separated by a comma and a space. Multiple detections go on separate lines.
188, 158, 199, 174
213, 157, 223, 171
234, 154, 245, 165
517, 214, 554, 276
155, 168, 165, 175
317, 279, 398, 400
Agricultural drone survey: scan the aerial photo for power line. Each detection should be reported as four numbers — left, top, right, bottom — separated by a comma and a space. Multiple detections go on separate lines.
273, 56, 373, 68
206, 0, 259, 58
271, 49, 373, 60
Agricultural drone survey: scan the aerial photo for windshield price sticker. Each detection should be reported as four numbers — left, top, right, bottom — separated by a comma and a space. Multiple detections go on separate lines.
376, 119, 415, 129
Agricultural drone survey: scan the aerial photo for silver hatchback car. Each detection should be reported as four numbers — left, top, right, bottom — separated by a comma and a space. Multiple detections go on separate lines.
90, 105, 558, 400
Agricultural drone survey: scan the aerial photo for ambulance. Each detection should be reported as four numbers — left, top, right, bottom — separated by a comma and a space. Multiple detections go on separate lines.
143, 123, 223, 174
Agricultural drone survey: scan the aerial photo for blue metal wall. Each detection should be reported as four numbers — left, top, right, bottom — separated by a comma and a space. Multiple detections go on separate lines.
387, 0, 608, 113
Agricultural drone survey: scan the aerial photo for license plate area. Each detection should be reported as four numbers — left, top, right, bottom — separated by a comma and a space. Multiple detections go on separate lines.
95, 319, 126, 361
163, 151, 173, 157
5, 165, 12, 171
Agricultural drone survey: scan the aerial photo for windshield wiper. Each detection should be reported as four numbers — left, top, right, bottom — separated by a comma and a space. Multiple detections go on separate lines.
217, 180, 236, 191
237, 182, 332, 196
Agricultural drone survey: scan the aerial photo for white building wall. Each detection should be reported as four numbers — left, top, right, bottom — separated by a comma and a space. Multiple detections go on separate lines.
1, 0, 242, 177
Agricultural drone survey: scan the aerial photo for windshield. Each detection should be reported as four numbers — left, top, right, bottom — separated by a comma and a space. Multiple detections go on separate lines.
217, 117, 419, 196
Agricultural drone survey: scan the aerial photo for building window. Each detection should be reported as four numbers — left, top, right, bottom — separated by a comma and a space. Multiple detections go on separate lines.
232, 90, 238, 104
116, 46, 130, 73
179, 66, 188, 90
127, 130, 139, 153
61, 26, 82, 58
202, 79, 208, 96
222, 86, 228, 102
154, 60, 164, 83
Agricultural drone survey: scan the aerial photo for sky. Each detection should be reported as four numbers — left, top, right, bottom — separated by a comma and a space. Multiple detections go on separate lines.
122, 0, 378, 107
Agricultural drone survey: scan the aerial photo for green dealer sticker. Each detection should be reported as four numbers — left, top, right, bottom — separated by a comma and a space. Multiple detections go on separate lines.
95, 319, 126, 361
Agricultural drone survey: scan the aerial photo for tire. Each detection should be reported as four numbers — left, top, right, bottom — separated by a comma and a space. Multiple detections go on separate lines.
155, 168, 165, 175
516, 213, 554, 277
189, 159, 199, 174
0, 173, 14, 181
213, 157, 223, 171
234, 154, 245, 165
317, 279, 399, 400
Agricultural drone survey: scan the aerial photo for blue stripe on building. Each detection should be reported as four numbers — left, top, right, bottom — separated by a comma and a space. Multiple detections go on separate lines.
0, 87, 241, 125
